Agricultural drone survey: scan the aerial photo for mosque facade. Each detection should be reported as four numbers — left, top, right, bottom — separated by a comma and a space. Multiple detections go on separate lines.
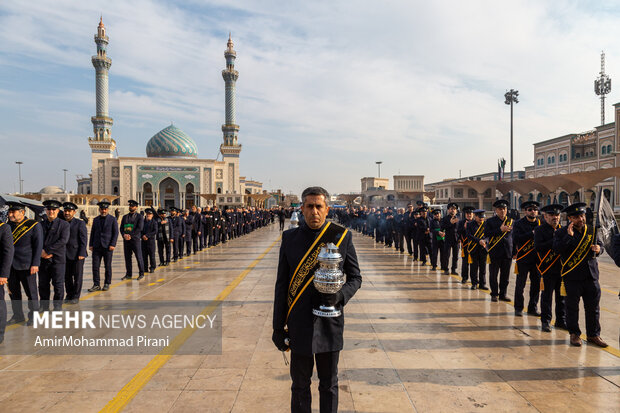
79, 19, 262, 208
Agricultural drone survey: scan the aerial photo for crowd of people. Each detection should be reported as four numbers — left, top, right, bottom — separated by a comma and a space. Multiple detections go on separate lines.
334, 200, 620, 348
0, 199, 280, 343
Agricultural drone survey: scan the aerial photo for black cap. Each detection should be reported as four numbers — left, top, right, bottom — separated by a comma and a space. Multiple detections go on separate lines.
540, 204, 563, 215
473, 209, 485, 217
562, 202, 587, 217
97, 201, 110, 209
493, 199, 510, 208
144, 208, 155, 214
43, 200, 62, 209
462, 206, 475, 213
6, 201, 25, 211
128, 200, 139, 207
432, 209, 441, 215
157, 208, 167, 215
62, 202, 78, 210
520, 200, 540, 210
447, 202, 459, 209
406, 203, 413, 207
417, 206, 428, 212
416, 201, 424, 206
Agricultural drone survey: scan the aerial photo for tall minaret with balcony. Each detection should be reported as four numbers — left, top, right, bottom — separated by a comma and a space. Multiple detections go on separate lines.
88, 17, 115, 194
220, 34, 242, 194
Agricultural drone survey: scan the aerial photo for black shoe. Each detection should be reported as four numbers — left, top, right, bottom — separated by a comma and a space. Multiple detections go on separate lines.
159, 263, 165, 267
70, 299, 79, 304
102, 284, 110, 291
491, 296, 499, 302
451, 271, 459, 276
461, 279, 468, 284
7, 316, 25, 325
137, 274, 144, 280
554, 322, 568, 330
164, 262, 169, 266
527, 310, 541, 317
514, 310, 523, 317
64, 298, 72, 304
87, 285, 101, 292
499, 296, 511, 302
471, 284, 477, 290
431, 266, 437, 270
26, 319, 33, 326
541, 323, 551, 332
443, 270, 449, 275
121, 275, 132, 281
149, 269, 155, 273
478, 285, 489, 291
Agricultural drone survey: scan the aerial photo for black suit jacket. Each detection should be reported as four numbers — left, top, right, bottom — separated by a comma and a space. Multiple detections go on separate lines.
89, 214, 119, 249
553, 225, 603, 281
485, 215, 513, 260
513, 217, 540, 265
10, 219, 43, 270
273, 221, 362, 355
41, 218, 70, 264
66, 218, 88, 261
0, 223, 14, 277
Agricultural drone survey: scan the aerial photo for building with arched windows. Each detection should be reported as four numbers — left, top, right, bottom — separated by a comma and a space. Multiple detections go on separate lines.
78, 19, 262, 208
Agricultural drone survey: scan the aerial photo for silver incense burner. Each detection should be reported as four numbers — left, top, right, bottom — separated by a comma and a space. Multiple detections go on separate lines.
312, 243, 345, 317
289, 211, 300, 229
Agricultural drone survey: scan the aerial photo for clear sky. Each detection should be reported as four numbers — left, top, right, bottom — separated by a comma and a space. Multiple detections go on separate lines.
1, 1, 619, 197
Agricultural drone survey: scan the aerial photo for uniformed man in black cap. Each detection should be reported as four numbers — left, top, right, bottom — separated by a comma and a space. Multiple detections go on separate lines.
403, 204, 415, 256
120, 200, 144, 280
182, 209, 193, 255
38, 200, 70, 311
415, 206, 431, 265
553, 202, 607, 347
7, 202, 42, 324
156, 209, 173, 266
170, 207, 185, 261
457, 206, 474, 283
88, 201, 119, 292
273, 186, 362, 413
429, 209, 444, 271
203, 206, 214, 247
534, 204, 566, 332
466, 209, 489, 290
190, 205, 202, 253
63, 202, 87, 304
0, 212, 14, 342
485, 199, 513, 302
513, 200, 541, 316
441, 202, 460, 275
141, 208, 158, 275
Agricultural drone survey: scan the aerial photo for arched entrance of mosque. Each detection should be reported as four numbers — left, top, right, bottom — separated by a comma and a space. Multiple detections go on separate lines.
143, 182, 153, 206
558, 191, 569, 207
572, 191, 580, 203
185, 183, 195, 208
159, 178, 179, 209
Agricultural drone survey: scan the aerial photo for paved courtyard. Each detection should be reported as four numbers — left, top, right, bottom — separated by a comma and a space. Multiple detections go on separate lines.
0, 222, 618, 412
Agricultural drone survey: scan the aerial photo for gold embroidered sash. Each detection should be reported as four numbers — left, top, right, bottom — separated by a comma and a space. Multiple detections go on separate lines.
487, 217, 513, 252
560, 225, 594, 277
467, 222, 484, 254
12, 219, 38, 245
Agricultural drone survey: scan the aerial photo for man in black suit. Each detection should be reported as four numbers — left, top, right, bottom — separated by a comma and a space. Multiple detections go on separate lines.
88, 201, 119, 292
485, 199, 514, 302
156, 209, 173, 266
141, 208, 158, 275
170, 207, 185, 261
466, 209, 489, 291
441, 202, 460, 275
0, 216, 14, 343
7, 202, 42, 325
38, 200, 70, 311
63, 202, 87, 304
513, 201, 541, 317
273, 187, 362, 413
120, 200, 144, 280
553, 202, 607, 348
457, 206, 474, 283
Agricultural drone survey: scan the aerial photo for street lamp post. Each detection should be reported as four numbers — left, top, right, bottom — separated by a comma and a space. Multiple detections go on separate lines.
63, 169, 69, 193
376, 161, 383, 178
504, 89, 519, 206
15, 161, 23, 194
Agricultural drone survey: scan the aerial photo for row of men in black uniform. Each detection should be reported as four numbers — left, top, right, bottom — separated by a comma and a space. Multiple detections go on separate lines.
0, 199, 275, 339
336, 200, 614, 348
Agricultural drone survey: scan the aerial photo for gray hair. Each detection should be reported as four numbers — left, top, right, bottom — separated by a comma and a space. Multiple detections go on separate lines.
301, 186, 330, 204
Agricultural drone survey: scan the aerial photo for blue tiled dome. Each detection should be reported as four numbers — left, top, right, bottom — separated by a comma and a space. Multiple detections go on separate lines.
146, 125, 198, 158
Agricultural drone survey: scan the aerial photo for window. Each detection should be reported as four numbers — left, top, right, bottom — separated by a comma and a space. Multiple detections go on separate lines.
602, 146, 607, 155
607, 144, 612, 154
576, 153, 581, 159
551, 155, 555, 164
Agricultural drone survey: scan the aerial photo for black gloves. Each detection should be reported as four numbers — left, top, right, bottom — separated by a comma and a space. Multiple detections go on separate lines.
272, 329, 289, 351
321, 291, 344, 307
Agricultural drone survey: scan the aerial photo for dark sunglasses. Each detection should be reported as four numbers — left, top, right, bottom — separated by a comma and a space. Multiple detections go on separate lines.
526, 208, 538, 212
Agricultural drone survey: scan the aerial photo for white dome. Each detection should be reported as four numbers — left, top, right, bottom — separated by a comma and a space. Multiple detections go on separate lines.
39, 185, 64, 195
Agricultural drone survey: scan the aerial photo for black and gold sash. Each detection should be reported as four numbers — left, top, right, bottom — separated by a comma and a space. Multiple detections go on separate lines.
286, 222, 348, 322
560, 225, 594, 277
515, 219, 540, 264
467, 222, 484, 254
487, 217, 513, 252
537, 249, 560, 276
12, 219, 38, 245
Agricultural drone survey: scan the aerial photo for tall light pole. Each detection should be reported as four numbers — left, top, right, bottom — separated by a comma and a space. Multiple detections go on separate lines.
15, 161, 23, 194
504, 89, 519, 206
594, 51, 611, 125
63, 169, 69, 193
376, 161, 383, 178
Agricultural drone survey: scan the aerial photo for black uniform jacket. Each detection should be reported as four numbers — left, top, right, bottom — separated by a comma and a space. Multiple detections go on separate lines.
552, 225, 603, 281
440, 215, 459, 245
273, 221, 362, 355
66, 218, 88, 261
0, 223, 14, 276
533, 221, 560, 276
41, 217, 70, 265
120, 212, 144, 241
142, 218, 158, 241
485, 215, 513, 260
157, 217, 174, 242
10, 218, 43, 271
89, 214, 119, 250
513, 217, 540, 265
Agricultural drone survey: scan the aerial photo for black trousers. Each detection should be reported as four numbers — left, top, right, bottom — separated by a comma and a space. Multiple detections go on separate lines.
0, 287, 5, 339
404, 229, 413, 255
431, 239, 444, 268
172, 236, 182, 260
443, 243, 459, 272
461, 251, 470, 282
540, 273, 566, 325
290, 351, 339, 413
65, 258, 85, 300
142, 239, 157, 271
185, 233, 192, 255
417, 238, 430, 263
489, 257, 511, 298
280, 220, 285, 231
92, 248, 114, 286
412, 237, 419, 260
564, 278, 601, 337
124, 239, 144, 277
192, 233, 200, 253
8, 268, 39, 320
157, 239, 171, 264
513, 262, 540, 312
38, 259, 65, 310
468, 248, 487, 286
394, 230, 404, 252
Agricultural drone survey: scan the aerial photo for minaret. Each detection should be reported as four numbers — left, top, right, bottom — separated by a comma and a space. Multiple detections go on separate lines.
88, 17, 116, 194
220, 34, 242, 194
